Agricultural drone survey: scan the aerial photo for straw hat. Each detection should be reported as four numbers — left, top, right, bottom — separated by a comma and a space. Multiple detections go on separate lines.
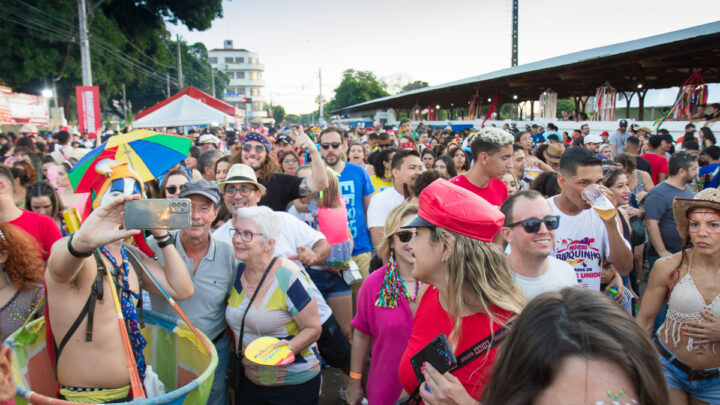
217, 163, 266, 194
543, 143, 565, 164
673, 188, 720, 240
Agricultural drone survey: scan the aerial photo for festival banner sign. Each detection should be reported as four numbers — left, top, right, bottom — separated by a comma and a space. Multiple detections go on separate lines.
76, 86, 101, 138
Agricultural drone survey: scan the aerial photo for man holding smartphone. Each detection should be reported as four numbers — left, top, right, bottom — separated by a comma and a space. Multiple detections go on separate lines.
147, 179, 237, 405
45, 161, 194, 403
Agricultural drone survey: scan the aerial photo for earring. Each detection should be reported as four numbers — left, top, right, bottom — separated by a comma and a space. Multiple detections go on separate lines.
441, 257, 445, 263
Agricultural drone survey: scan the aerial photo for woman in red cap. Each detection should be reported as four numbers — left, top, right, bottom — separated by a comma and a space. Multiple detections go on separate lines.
397, 178, 526, 404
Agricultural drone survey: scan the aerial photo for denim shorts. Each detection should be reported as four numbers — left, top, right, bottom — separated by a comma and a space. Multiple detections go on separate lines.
307, 268, 351, 299
657, 338, 720, 403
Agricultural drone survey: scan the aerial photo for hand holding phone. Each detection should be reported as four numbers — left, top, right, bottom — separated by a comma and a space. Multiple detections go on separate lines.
410, 334, 457, 384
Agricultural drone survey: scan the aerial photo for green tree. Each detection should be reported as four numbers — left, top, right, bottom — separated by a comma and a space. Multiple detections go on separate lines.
557, 99, 575, 117
401, 80, 429, 93
327, 69, 389, 113
0, 0, 223, 117
272, 105, 286, 123
285, 114, 300, 123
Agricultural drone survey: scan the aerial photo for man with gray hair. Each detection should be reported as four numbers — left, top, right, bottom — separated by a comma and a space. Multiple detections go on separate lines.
450, 126, 514, 206
198, 149, 222, 182
146, 179, 236, 405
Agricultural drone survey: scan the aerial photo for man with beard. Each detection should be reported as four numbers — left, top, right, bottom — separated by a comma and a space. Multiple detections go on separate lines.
367, 149, 422, 250
147, 180, 236, 405
230, 131, 328, 211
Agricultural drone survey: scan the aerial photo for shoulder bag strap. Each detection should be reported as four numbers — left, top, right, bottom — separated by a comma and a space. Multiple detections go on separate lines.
406, 318, 515, 405
238, 256, 279, 356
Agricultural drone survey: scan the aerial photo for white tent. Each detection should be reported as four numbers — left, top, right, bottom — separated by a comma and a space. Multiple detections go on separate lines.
133, 95, 235, 128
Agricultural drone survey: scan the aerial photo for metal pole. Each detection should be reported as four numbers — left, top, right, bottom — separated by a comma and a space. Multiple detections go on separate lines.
176, 34, 183, 89
77, 0, 92, 85
166, 72, 170, 96
122, 83, 127, 113
511, 0, 518, 66
52, 80, 59, 108
318, 69, 323, 124
211, 65, 216, 97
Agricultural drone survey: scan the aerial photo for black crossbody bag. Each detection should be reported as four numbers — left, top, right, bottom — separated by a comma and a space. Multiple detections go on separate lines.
400, 318, 515, 405
227, 257, 279, 388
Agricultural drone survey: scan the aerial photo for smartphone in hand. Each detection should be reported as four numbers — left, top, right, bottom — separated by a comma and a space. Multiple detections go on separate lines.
410, 333, 457, 383
124, 199, 191, 230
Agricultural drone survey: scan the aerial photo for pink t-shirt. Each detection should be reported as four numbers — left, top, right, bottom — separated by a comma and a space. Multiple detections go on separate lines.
450, 175, 508, 206
351, 265, 414, 405
316, 200, 351, 244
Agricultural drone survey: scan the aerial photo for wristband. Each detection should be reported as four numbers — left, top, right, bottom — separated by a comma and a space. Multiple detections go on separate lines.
67, 234, 93, 258
157, 233, 175, 249
349, 371, 362, 380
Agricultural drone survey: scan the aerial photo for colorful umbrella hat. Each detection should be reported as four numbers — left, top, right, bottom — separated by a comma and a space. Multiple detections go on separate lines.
69, 129, 193, 193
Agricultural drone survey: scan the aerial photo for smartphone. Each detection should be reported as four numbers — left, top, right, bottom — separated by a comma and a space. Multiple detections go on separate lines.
124, 199, 192, 230
410, 334, 457, 383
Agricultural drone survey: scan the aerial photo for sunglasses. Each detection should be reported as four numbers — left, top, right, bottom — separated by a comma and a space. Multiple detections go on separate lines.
225, 184, 257, 196
321, 142, 341, 150
393, 230, 413, 243
242, 144, 266, 153
166, 185, 184, 194
506, 215, 560, 233
378, 143, 393, 149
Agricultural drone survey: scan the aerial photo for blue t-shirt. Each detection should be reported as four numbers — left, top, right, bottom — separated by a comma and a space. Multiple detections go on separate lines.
697, 163, 720, 190
338, 162, 375, 255
531, 133, 545, 149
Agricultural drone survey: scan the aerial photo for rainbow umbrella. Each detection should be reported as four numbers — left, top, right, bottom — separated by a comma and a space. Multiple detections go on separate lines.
68, 130, 193, 193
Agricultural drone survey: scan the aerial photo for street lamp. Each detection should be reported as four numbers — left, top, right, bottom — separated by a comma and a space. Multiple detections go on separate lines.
41, 89, 53, 98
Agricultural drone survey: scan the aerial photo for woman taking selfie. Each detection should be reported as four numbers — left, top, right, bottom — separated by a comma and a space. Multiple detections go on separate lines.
397, 179, 525, 403
637, 188, 720, 404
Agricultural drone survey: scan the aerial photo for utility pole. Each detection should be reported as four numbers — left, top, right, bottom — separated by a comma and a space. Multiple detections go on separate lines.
511, 0, 519, 66
77, 0, 92, 85
210, 65, 216, 97
122, 83, 127, 112
176, 34, 183, 89
166, 73, 170, 96
318, 69, 323, 124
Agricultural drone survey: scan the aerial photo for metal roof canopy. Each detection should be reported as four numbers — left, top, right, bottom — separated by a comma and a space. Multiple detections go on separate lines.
333, 21, 720, 114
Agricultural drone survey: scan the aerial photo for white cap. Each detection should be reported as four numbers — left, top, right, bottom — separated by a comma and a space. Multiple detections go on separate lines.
584, 134, 603, 144
198, 134, 220, 145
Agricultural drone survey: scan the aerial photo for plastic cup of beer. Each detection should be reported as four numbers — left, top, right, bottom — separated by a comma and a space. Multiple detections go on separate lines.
581, 184, 616, 220
523, 165, 543, 180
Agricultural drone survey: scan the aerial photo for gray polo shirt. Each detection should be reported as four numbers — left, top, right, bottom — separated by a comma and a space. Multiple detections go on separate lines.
147, 230, 238, 340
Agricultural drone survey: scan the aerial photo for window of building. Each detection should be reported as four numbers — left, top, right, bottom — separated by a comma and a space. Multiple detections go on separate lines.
251, 88, 260, 96
227, 72, 234, 79
235, 57, 244, 63
236, 72, 245, 79
249, 57, 258, 65
225, 57, 234, 63
253, 102, 263, 111
209, 57, 217, 64
250, 72, 257, 80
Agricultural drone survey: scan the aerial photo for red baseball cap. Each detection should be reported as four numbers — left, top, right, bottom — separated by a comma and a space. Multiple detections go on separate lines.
401, 179, 505, 242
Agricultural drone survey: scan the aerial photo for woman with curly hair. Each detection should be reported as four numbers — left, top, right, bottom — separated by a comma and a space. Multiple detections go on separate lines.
0, 223, 45, 341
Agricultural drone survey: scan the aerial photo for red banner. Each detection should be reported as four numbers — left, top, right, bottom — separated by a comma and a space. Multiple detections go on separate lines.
76, 86, 101, 139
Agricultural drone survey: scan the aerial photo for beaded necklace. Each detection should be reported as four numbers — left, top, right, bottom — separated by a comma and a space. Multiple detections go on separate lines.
375, 254, 420, 308
98, 245, 147, 380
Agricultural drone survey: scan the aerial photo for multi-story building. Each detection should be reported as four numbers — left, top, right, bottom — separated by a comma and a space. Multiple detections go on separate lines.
208, 40, 267, 121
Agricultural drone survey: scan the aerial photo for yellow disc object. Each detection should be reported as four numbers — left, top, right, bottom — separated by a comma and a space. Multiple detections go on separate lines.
245, 336, 295, 365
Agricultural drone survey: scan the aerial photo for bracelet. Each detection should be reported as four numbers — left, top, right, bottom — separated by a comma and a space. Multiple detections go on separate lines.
157, 233, 175, 249
349, 371, 362, 380
155, 233, 171, 242
67, 234, 93, 258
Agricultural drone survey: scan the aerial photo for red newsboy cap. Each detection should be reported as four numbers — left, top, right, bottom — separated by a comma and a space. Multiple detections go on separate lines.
402, 179, 505, 242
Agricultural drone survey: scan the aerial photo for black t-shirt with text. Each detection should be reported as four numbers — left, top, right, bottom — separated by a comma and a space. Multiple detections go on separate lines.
259, 173, 303, 211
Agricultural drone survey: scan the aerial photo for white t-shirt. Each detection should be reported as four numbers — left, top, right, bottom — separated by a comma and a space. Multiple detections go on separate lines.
213, 211, 332, 322
367, 186, 405, 228
547, 196, 629, 291
510, 256, 578, 300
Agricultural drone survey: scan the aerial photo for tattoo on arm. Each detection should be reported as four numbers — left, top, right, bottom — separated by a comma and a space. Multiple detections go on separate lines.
298, 177, 312, 196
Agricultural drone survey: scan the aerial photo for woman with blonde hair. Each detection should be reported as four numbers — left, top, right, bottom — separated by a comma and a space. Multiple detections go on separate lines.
347, 202, 425, 405
398, 179, 526, 404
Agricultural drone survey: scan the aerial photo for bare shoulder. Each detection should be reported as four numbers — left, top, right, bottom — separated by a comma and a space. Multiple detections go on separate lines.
650, 252, 685, 286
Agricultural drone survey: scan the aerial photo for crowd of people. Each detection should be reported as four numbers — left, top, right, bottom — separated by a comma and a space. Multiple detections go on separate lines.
0, 115, 719, 404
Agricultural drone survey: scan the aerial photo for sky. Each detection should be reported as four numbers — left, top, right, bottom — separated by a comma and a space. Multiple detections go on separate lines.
167, 0, 720, 115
